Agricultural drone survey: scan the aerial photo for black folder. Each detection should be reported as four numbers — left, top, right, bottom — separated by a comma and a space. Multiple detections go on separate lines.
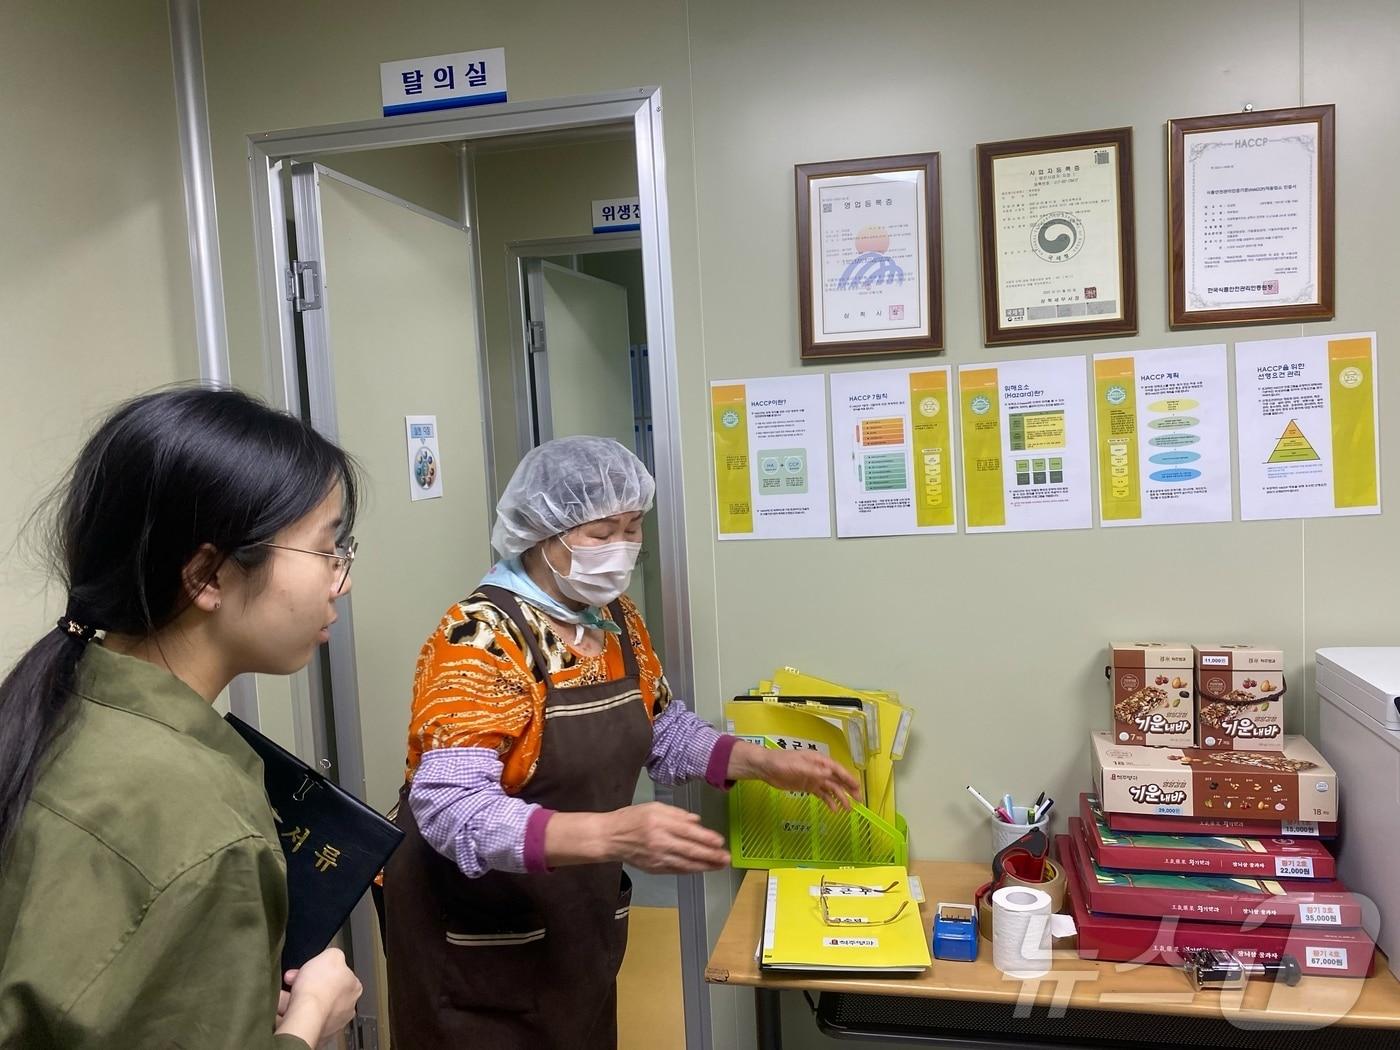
225, 714, 404, 971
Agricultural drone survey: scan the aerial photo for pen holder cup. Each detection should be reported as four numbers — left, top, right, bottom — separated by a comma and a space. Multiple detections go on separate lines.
990, 806, 1050, 859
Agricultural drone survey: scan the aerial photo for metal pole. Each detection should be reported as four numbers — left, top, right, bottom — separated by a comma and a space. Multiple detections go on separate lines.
168, 0, 230, 387
169, 0, 255, 722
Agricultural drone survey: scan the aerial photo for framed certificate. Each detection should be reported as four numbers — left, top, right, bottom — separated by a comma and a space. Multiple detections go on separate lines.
1168, 105, 1335, 328
796, 154, 943, 360
977, 128, 1137, 346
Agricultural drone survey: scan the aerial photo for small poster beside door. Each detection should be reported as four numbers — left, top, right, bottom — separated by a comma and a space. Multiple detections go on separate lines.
405, 415, 444, 501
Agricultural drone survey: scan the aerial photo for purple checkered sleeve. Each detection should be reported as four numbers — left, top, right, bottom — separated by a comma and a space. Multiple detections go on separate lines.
647, 696, 737, 788
408, 748, 550, 878
410, 699, 738, 878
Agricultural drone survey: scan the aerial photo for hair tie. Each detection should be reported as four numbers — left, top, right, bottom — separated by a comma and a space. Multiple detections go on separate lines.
55, 615, 97, 644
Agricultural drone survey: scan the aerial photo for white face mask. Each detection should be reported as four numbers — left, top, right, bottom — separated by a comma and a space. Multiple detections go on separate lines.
547, 536, 642, 607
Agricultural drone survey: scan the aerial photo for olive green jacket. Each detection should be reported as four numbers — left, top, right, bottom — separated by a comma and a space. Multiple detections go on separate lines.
0, 643, 309, 1049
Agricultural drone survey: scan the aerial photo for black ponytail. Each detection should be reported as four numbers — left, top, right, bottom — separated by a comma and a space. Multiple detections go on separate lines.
0, 387, 360, 861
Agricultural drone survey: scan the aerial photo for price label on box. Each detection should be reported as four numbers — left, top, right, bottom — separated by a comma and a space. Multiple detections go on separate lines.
1306, 946, 1349, 970
1293, 907, 1338, 929
1275, 856, 1314, 878
1300, 904, 1342, 926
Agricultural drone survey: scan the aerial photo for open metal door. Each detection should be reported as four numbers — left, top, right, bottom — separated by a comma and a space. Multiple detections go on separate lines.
526, 260, 636, 449
288, 161, 493, 1049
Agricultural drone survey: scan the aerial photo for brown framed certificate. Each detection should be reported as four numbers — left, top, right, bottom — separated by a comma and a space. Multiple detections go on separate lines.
977, 127, 1137, 346
795, 154, 943, 360
1168, 105, 1335, 328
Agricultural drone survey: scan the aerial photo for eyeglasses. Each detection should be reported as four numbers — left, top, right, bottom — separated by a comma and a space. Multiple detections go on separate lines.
257, 536, 358, 594
817, 876, 909, 928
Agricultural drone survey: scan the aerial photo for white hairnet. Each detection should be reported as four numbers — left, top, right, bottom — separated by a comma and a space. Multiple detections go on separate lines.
491, 436, 655, 557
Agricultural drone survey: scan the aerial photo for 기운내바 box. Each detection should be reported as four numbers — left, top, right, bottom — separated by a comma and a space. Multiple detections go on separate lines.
1108, 642, 1194, 748
1090, 731, 1337, 823
1195, 644, 1286, 751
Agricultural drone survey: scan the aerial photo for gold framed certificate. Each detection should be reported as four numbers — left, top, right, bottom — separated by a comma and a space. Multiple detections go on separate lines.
796, 154, 943, 360
1168, 105, 1335, 328
977, 128, 1137, 346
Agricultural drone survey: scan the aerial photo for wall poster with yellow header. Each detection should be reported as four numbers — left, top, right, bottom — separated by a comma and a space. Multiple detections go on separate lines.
1092, 344, 1232, 527
1235, 333, 1381, 521
710, 374, 832, 539
829, 366, 957, 537
957, 356, 1092, 533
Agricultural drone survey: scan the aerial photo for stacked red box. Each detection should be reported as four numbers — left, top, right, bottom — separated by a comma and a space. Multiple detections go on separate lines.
1060, 793, 1375, 978
1068, 813, 1362, 927
1104, 809, 1336, 840
1079, 794, 1337, 880
1058, 832, 1376, 978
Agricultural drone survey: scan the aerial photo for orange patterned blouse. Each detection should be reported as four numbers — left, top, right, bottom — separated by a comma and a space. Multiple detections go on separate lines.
404, 591, 671, 792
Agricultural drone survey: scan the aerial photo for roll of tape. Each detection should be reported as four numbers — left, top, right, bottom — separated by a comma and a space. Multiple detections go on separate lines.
991, 885, 1053, 979
1001, 858, 1066, 914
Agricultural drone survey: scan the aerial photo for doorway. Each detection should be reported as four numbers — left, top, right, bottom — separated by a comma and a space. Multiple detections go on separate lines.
512, 242, 664, 661
249, 91, 707, 1050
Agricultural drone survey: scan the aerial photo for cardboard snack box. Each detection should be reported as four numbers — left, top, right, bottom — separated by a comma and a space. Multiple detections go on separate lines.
1195, 644, 1286, 751
1108, 642, 1195, 748
1090, 732, 1338, 823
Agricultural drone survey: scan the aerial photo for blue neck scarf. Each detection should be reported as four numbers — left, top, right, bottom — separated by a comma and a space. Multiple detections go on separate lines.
479, 557, 621, 634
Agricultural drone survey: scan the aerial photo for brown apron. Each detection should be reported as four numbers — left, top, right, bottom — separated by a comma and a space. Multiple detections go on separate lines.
384, 586, 654, 1050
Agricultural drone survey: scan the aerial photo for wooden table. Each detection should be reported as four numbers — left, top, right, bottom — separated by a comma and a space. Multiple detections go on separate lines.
705, 862, 1400, 1048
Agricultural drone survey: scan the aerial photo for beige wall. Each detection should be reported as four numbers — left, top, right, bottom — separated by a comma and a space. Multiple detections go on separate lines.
198, 2, 1400, 1047
472, 134, 640, 492
1299, 1, 1400, 737
0, 1, 195, 667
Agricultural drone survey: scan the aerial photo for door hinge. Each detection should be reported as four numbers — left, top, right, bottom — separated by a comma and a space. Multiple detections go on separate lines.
527, 320, 546, 353
285, 260, 322, 312
353, 1015, 379, 1050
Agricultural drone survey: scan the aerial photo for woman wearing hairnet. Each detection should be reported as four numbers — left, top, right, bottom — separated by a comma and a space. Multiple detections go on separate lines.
383, 436, 858, 1049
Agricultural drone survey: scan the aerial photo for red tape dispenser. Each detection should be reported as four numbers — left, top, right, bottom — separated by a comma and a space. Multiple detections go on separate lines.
975, 828, 1066, 938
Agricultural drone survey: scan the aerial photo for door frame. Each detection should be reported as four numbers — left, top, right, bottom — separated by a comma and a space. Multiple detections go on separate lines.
246, 89, 712, 1050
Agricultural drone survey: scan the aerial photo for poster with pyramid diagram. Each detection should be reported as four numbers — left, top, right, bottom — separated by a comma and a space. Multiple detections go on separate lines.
1267, 419, 1321, 463
1236, 334, 1381, 521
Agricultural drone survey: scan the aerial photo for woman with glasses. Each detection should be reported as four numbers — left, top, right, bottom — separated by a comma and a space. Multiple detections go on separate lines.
0, 388, 364, 1049
383, 436, 859, 1049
